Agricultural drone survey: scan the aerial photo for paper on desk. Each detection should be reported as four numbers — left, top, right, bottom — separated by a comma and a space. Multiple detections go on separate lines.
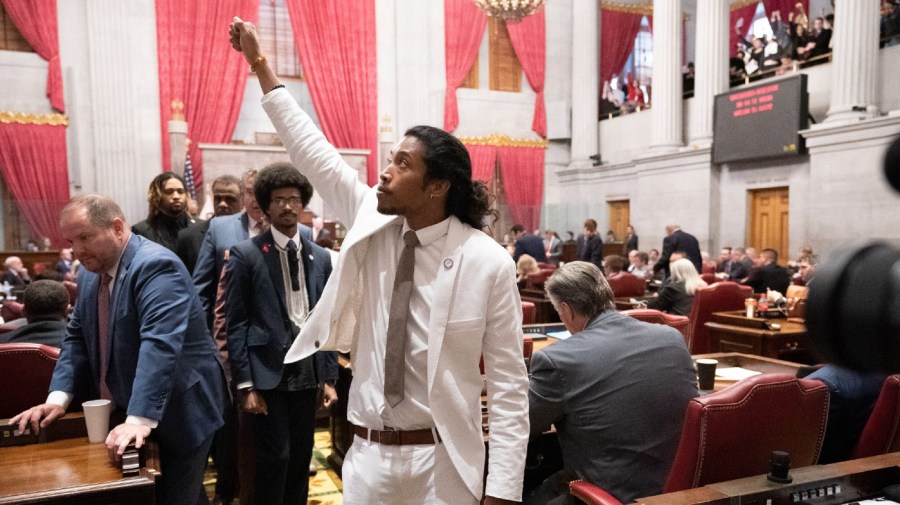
547, 330, 572, 340
715, 367, 762, 381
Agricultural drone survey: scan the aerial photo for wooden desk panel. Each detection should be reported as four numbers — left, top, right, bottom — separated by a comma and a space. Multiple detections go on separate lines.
0, 437, 157, 504
706, 311, 808, 361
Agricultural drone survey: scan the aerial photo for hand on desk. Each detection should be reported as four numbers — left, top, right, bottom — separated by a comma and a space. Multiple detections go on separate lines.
10, 403, 65, 435
106, 423, 151, 464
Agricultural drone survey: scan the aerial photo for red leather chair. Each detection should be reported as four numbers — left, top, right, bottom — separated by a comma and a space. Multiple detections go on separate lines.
0, 343, 61, 418
700, 273, 718, 285
1, 300, 24, 322
537, 262, 556, 272
570, 373, 830, 504
521, 301, 536, 325
701, 263, 716, 275
685, 281, 753, 354
852, 375, 900, 458
526, 269, 554, 290
620, 309, 690, 344
606, 273, 645, 298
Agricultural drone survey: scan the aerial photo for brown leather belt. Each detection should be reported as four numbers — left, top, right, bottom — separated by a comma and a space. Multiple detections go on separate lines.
352, 424, 442, 445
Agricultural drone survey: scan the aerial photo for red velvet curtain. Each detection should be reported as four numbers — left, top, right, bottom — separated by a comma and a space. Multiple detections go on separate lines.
443, 0, 488, 134
465, 144, 497, 185
497, 146, 544, 232
506, 9, 546, 137
156, 0, 257, 190
763, 0, 809, 21
286, 0, 378, 185
0, 120, 70, 245
600, 9, 644, 85
730, 1, 762, 54
1, 0, 64, 112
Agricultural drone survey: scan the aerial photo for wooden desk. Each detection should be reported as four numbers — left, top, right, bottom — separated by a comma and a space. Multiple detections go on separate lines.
706, 311, 809, 362
635, 451, 900, 505
692, 352, 804, 393
0, 436, 159, 504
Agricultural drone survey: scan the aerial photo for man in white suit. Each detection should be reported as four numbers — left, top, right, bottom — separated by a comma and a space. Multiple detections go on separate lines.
230, 18, 529, 505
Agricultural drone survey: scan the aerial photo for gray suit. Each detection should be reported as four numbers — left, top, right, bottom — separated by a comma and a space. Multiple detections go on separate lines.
527, 310, 698, 504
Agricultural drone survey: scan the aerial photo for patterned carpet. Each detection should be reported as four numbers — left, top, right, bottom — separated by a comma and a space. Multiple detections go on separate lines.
204, 428, 343, 504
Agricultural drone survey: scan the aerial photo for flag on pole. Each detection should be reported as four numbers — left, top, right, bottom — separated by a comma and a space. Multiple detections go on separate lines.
183, 153, 196, 200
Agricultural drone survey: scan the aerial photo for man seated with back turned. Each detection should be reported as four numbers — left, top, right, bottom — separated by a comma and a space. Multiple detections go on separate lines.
743, 248, 791, 294
525, 262, 698, 505
511, 224, 547, 263
0, 280, 69, 347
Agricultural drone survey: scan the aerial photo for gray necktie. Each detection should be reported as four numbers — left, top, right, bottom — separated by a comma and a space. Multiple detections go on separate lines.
384, 230, 420, 407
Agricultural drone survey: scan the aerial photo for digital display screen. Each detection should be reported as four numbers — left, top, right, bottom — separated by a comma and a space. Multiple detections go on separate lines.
712, 74, 808, 164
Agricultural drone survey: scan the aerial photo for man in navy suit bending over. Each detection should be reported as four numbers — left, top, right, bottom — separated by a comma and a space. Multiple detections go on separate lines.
12, 194, 225, 505
224, 163, 338, 505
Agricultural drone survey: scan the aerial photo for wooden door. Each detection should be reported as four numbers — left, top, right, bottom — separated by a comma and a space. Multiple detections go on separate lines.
748, 187, 789, 264
607, 200, 630, 244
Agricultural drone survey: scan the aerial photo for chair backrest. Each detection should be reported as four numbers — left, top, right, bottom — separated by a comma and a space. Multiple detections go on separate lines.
526, 269, 554, 290
1, 300, 24, 322
686, 281, 753, 354
607, 273, 645, 298
701, 263, 716, 275
700, 273, 718, 285
621, 309, 690, 344
664, 373, 830, 493
0, 343, 61, 418
521, 301, 536, 325
786, 284, 808, 299
852, 375, 900, 458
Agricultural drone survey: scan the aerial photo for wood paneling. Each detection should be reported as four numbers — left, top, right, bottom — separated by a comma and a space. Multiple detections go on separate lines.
607, 200, 630, 245
488, 17, 522, 92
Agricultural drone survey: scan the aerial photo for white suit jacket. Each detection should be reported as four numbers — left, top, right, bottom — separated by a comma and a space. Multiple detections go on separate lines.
263, 89, 529, 501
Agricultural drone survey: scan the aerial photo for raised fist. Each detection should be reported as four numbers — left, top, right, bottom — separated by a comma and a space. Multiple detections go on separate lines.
229, 16, 262, 66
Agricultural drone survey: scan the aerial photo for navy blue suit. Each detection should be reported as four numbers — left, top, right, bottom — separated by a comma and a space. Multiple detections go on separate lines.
224, 228, 337, 505
193, 212, 311, 328
514, 234, 548, 263
655, 229, 702, 278
49, 234, 225, 505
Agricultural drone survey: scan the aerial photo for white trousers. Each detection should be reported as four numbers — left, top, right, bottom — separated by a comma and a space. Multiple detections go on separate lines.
342, 435, 479, 505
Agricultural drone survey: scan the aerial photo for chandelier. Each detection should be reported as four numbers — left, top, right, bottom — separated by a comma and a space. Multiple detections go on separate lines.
472, 0, 545, 21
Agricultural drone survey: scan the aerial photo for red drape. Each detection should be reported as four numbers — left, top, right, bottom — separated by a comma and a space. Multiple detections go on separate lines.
286, 0, 378, 185
600, 9, 644, 85
730, 1, 762, 55
156, 0, 257, 190
465, 144, 497, 185
0, 120, 70, 245
497, 146, 544, 232
763, 0, 809, 22
443, 0, 488, 134
1, 0, 64, 112
506, 10, 546, 138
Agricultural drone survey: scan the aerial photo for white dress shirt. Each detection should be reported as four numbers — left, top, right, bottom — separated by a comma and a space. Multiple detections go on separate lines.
348, 217, 450, 431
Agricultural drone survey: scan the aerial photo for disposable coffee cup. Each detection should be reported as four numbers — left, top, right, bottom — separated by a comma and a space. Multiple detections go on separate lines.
696, 359, 718, 392
82, 399, 112, 443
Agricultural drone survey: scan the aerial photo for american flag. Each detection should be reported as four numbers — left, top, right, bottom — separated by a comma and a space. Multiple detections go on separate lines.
183, 153, 196, 200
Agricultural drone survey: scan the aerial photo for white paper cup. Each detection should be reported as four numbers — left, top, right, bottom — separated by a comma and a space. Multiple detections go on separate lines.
82, 399, 112, 443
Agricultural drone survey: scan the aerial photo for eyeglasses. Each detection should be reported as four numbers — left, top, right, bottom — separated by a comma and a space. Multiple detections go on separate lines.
272, 197, 303, 207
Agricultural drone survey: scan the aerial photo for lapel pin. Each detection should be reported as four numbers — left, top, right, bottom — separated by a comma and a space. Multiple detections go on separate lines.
309, 254, 314, 261
443, 258, 453, 269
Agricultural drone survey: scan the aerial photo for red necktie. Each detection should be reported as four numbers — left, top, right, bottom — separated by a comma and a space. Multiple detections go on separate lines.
98, 273, 113, 401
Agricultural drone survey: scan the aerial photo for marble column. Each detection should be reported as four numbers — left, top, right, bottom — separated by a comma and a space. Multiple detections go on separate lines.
690, 0, 729, 147
824, 0, 880, 123
570, 0, 599, 166
650, 0, 683, 153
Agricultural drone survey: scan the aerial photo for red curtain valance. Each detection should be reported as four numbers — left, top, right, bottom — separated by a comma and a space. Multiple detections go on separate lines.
156, 0, 258, 190
0, 116, 70, 246
286, 0, 378, 185
1, 0, 64, 113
